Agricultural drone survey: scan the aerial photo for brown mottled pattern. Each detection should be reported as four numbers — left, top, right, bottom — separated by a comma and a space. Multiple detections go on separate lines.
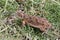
16, 10, 52, 32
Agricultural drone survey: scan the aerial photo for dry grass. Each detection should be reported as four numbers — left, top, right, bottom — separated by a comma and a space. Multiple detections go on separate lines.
0, 0, 60, 40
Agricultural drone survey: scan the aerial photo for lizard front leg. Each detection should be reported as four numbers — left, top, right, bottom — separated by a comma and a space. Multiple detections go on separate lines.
22, 20, 26, 27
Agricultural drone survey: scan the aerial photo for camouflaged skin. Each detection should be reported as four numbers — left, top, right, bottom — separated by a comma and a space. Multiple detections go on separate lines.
16, 10, 52, 32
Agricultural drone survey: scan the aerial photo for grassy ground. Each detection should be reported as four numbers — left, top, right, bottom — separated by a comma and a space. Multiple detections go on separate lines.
0, 0, 60, 40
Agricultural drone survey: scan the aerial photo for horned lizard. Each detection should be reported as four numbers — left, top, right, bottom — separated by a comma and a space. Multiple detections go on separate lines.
16, 10, 52, 32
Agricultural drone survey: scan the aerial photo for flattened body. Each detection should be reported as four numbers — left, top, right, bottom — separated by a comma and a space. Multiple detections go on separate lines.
17, 10, 52, 32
